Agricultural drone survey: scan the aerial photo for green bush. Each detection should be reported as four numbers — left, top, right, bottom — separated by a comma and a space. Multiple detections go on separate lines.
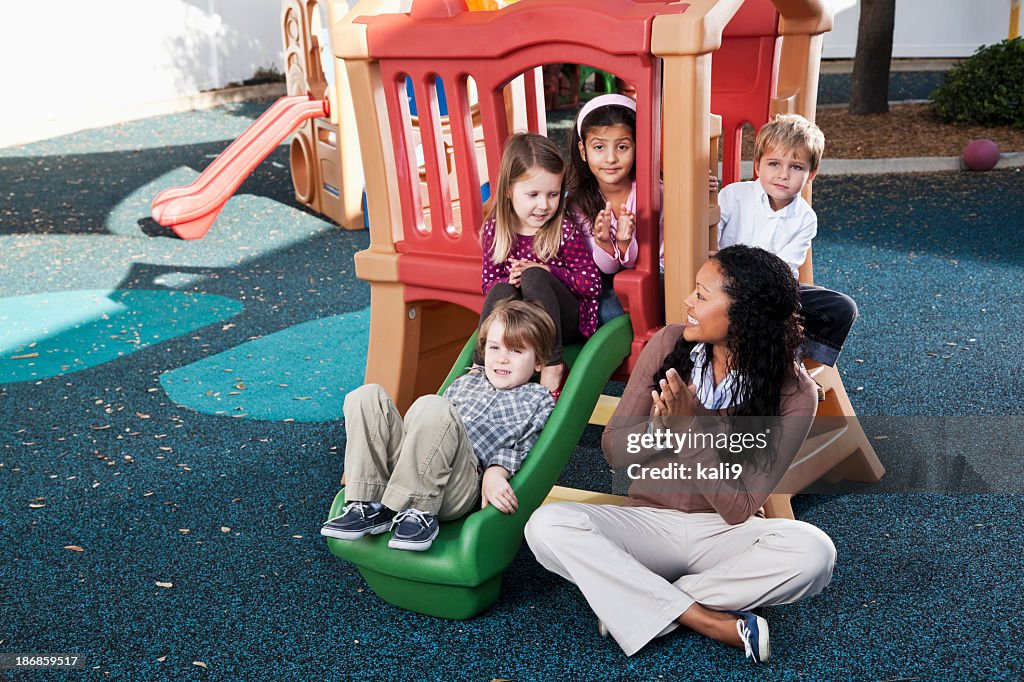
930, 38, 1024, 127
247, 65, 286, 85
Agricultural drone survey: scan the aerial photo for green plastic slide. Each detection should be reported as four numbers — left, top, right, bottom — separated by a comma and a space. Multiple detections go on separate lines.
324, 314, 633, 619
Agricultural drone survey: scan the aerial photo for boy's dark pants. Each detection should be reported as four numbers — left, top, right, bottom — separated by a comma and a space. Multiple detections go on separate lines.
799, 284, 858, 366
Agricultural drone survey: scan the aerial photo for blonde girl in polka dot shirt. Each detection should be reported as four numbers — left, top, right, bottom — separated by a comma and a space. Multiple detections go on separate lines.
479, 133, 602, 399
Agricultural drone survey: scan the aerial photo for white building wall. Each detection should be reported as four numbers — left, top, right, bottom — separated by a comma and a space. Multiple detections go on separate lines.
824, 0, 1011, 59
0, 0, 1014, 146
0, 0, 293, 146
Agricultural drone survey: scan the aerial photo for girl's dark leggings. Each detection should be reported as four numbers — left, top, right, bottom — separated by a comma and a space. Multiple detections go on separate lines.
477, 267, 581, 366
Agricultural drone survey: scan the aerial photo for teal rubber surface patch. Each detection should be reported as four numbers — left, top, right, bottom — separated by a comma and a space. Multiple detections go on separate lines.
159, 308, 370, 422
0, 289, 243, 384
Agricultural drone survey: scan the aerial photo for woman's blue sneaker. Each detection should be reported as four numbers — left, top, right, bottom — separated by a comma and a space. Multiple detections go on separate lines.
728, 610, 770, 663
388, 509, 439, 551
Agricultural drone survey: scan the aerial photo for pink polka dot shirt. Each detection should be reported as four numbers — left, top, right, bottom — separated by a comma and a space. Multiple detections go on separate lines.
480, 217, 602, 337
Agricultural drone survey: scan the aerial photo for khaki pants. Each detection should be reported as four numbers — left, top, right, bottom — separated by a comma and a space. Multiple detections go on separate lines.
342, 384, 481, 520
525, 503, 836, 656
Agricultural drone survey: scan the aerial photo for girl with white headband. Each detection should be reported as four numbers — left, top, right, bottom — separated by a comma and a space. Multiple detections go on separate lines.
567, 94, 654, 323
568, 93, 717, 324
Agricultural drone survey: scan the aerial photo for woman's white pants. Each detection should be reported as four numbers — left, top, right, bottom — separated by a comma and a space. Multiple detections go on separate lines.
524, 502, 836, 656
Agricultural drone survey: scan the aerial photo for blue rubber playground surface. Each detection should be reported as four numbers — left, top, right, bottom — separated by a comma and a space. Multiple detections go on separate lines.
1, 98, 1023, 680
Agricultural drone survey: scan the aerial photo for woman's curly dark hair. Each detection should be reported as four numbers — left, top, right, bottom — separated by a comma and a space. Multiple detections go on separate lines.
653, 245, 803, 418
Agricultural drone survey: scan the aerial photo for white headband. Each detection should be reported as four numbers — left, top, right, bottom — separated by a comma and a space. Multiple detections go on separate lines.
576, 93, 637, 137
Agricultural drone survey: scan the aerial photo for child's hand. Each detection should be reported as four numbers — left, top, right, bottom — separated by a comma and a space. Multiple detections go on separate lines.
708, 171, 719, 193
615, 205, 635, 249
592, 202, 615, 250
481, 466, 518, 514
508, 258, 524, 286
509, 259, 549, 286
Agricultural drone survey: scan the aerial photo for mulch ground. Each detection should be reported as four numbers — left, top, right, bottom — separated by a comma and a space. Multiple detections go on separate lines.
814, 103, 1024, 159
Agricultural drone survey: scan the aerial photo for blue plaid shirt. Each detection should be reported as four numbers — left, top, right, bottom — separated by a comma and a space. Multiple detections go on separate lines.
443, 370, 554, 476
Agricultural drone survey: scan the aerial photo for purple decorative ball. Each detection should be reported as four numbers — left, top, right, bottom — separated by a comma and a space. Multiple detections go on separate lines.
962, 138, 1000, 171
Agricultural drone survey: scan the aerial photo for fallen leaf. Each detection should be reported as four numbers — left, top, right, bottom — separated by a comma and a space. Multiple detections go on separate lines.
29, 502, 45, 509
221, 526, 231, 533
156, 656, 167, 662
64, 545, 84, 552
91, 425, 111, 430
873, 435, 890, 441
291, 535, 303, 539
143, 491, 154, 497
193, 661, 207, 668
179, 529, 190, 534
155, 581, 173, 588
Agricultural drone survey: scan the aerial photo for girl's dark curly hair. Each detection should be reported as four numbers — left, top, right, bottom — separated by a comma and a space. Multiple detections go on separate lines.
565, 103, 636, 227
653, 244, 803, 418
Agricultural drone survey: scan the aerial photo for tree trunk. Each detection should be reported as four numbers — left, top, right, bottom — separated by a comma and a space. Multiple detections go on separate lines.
848, 0, 897, 115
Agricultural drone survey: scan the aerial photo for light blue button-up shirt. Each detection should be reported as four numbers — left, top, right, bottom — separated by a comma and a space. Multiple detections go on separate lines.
689, 343, 743, 410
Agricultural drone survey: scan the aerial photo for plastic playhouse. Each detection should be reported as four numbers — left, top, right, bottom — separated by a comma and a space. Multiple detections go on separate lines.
153, 0, 885, 619
153, 0, 523, 239
150, 95, 330, 239
312, 0, 885, 619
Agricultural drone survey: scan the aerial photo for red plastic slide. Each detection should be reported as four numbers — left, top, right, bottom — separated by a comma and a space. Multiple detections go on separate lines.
151, 95, 329, 240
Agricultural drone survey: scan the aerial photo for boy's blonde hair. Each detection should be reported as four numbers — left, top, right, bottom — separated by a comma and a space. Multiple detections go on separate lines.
486, 133, 568, 265
754, 114, 825, 171
477, 299, 556, 368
